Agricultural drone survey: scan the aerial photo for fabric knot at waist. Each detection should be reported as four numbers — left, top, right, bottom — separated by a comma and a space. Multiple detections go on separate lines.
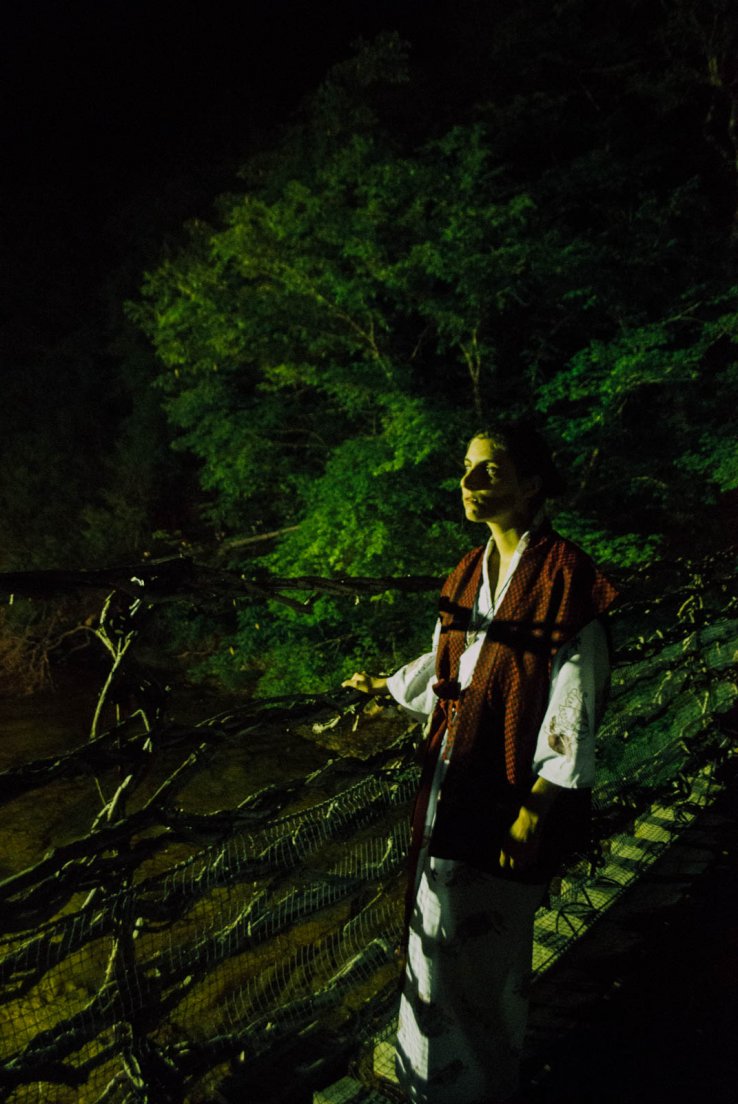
432, 678, 461, 702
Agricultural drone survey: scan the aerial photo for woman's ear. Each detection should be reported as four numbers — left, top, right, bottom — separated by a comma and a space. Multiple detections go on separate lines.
522, 473, 543, 503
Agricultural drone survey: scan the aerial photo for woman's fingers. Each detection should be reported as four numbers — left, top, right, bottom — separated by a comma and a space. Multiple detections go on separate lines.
341, 671, 371, 692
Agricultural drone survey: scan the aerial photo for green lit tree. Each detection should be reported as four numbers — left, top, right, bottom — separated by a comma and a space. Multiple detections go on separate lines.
134, 5, 738, 691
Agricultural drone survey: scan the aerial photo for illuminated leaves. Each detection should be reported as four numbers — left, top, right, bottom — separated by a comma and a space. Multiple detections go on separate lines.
129, 14, 738, 690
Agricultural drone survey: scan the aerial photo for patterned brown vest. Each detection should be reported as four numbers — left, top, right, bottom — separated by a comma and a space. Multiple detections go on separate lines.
409, 523, 618, 878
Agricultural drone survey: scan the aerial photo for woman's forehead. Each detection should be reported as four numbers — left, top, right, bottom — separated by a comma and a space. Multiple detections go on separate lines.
465, 436, 509, 463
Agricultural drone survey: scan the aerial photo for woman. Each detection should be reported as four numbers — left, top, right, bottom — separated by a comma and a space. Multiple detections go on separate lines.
343, 424, 617, 1104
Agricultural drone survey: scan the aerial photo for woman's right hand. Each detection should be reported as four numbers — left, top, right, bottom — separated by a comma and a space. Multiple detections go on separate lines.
341, 671, 388, 696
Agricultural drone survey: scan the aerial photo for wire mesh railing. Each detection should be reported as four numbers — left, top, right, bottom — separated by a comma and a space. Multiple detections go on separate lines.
0, 550, 736, 1103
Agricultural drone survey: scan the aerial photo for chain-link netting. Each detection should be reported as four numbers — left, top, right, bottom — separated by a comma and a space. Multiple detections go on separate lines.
0, 551, 736, 1103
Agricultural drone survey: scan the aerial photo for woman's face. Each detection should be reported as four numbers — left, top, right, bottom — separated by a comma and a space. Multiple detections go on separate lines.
460, 436, 540, 525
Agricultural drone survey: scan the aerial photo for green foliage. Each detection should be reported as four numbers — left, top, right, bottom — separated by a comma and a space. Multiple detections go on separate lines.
133, 5, 738, 693
537, 290, 738, 535
551, 511, 664, 569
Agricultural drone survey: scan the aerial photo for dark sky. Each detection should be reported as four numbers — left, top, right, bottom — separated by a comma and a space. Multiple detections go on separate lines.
3, 0, 442, 359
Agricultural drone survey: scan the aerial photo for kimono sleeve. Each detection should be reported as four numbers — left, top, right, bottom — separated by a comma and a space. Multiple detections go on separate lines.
385, 620, 441, 722
531, 618, 610, 789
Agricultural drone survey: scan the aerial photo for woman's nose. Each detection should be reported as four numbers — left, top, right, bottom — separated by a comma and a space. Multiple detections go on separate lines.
461, 466, 482, 489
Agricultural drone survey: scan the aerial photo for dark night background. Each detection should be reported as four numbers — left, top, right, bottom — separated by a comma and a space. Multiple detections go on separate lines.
3, 0, 444, 360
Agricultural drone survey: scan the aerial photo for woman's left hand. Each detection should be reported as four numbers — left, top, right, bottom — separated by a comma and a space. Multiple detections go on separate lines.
500, 775, 563, 871
499, 807, 542, 872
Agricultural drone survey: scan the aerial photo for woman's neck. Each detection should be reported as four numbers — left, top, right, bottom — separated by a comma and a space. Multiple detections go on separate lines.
486, 515, 533, 562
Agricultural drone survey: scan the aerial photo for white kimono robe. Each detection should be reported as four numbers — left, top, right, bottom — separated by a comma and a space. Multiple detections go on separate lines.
388, 532, 610, 1104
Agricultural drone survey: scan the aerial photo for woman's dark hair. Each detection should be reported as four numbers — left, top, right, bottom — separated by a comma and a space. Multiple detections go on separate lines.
469, 421, 566, 510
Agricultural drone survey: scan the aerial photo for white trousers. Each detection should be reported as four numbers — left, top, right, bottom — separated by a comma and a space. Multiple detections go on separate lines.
395, 852, 544, 1104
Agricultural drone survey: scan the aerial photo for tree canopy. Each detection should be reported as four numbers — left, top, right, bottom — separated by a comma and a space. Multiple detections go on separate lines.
5, 0, 729, 695
130, 2, 738, 692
